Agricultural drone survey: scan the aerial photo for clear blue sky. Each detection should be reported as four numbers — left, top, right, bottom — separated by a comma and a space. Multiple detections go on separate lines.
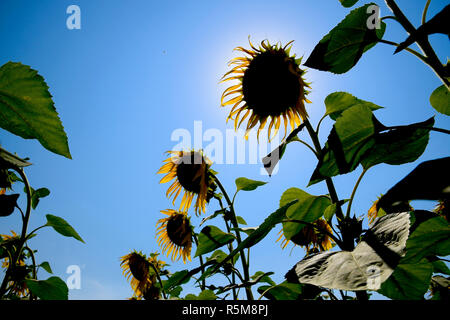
0, 0, 449, 299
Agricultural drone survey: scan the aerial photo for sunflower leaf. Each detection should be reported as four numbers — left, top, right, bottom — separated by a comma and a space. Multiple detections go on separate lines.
257, 281, 303, 300
361, 117, 434, 169
194, 225, 235, 257
235, 177, 267, 192
25, 276, 68, 300
305, 3, 385, 74
280, 188, 331, 240
309, 104, 375, 185
430, 84, 450, 116
45, 214, 85, 243
0, 62, 71, 158
324, 91, 383, 120
378, 259, 433, 300
376, 157, 450, 211
39, 261, 53, 274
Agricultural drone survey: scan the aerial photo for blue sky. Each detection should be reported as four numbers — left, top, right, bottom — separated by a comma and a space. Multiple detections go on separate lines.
0, 0, 449, 299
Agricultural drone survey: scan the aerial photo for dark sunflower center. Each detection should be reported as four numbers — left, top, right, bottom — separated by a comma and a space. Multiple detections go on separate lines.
129, 254, 149, 281
167, 214, 191, 247
290, 226, 315, 247
176, 153, 207, 194
242, 50, 301, 118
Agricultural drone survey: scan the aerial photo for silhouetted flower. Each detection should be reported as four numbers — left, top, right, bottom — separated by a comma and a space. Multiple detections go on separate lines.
156, 209, 193, 264
221, 38, 310, 140
158, 150, 216, 215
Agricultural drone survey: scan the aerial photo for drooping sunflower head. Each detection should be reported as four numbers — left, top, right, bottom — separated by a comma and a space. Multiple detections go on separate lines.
158, 150, 217, 215
277, 219, 333, 253
156, 209, 193, 264
221, 38, 311, 141
120, 251, 156, 298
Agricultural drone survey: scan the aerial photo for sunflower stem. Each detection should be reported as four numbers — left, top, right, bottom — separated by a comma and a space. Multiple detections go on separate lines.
346, 167, 369, 218
213, 175, 254, 300
0, 165, 32, 298
193, 234, 206, 291
384, 0, 449, 88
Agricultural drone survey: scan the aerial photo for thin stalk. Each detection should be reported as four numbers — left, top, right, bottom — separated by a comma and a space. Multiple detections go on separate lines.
213, 175, 254, 300
379, 39, 428, 63
346, 167, 369, 218
385, 0, 449, 88
422, 0, 431, 24
149, 262, 167, 300
193, 234, 206, 291
0, 165, 32, 297
294, 139, 318, 158
23, 246, 36, 300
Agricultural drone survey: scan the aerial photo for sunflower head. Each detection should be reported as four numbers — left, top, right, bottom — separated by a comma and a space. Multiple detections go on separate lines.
221, 38, 311, 141
158, 150, 217, 215
156, 209, 193, 263
277, 219, 333, 253
120, 251, 165, 299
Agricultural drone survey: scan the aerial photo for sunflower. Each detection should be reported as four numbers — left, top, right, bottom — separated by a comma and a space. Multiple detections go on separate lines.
157, 150, 216, 215
1, 231, 30, 298
221, 38, 311, 141
434, 199, 449, 222
277, 219, 333, 253
120, 251, 165, 299
156, 209, 193, 263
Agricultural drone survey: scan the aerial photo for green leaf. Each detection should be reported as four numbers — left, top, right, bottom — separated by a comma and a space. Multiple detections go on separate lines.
402, 216, 450, 264
430, 84, 450, 115
194, 225, 235, 257
25, 276, 68, 300
304, 4, 386, 74
184, 289, 217, 300
0, 62, 71, 158
378, 259, 433, 300
431, 260, 450, 275
257, 281, 303, 300
236, 216, 247, 225
45, 214, 85, 243
39, 261, 53, 274
280, 188, 331, 240
324, 203, 337, 222
252, 271, 276, 286
376, 157, 450, 211
361, 117, 434, 169
309, 104, 375, 185
324, 91, 383, 120
235, 177, 267, 192
163, 270, 190, 290
339, 0, 359, 7
30, 187, 50, 210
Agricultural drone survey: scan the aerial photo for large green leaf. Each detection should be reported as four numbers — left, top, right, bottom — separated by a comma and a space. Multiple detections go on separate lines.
430, 84, 450, 116
25, 276, 69, 300
45, 214, 85, 243
235, 177, 267, 192
309, 104, 375, 185
376, 157, 450, 211
304, 4, 386, 74
378, 259, 433, 300
163, 270, 191, 290
0, 62, 71, 158
280, 188, 331, 240
361, 117, 434, 169
324, 91, 383, 120
257, 281, 303, 300
402, 216, 450, 264
184, 289, 217, 300
194, 225, 235, 257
